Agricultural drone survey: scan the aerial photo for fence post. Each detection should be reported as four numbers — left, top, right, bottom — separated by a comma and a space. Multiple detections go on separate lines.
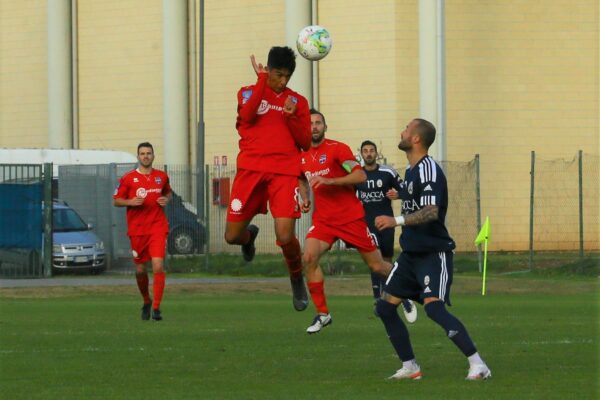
578, 150, 584, 258
475, 154, 482, 273
43, 163, 53, 277
528, 151, 535, 271
204, 164, 210, 270
163, 164, 170, 269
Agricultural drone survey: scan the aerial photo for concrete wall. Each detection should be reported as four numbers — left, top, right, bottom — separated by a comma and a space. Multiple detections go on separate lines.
0, 0, 597, 250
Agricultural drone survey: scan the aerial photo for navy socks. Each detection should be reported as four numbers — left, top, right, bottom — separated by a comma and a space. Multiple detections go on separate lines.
425, 301, 477, 357
376, 300, 415, 361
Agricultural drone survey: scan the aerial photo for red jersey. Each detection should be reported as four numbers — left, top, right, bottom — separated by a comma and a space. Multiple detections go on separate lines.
236, 73, 311, 176
113, 168, 172, 236
301, 139, 365, 225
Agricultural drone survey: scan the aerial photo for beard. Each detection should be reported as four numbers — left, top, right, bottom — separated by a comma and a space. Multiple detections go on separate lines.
311, 131, 325, 144
398, 140, 411, 151
363, 157, 376, 166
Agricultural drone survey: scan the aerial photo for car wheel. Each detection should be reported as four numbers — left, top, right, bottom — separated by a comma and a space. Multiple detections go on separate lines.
169, 229, 196, 255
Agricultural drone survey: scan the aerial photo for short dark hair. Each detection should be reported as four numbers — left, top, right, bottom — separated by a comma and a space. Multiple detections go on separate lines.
413, 119, 436, 149
309, 108, 326, 125
267, 46, 296, 75
360, 140, 377, 152
137, 142, 154, 154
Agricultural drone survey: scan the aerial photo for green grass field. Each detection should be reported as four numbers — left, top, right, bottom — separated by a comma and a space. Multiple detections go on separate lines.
0, 273, 598, 400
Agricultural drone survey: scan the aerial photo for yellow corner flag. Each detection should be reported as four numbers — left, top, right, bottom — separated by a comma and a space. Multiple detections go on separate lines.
474, 216, 491, 295
474, 216, 491, 245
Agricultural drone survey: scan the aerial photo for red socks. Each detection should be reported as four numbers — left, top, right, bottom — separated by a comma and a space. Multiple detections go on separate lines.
152, 272, 166, 310
308, 281, 328, 314
277, 237, 303, 279
135, 272, 151, 304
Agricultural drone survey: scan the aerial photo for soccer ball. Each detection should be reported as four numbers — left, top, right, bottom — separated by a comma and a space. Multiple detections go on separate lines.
296, 25, 332, 61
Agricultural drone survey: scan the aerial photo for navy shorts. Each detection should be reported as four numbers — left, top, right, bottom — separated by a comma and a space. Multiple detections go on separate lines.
369, 226, 395, 259
383, 251, 453, 305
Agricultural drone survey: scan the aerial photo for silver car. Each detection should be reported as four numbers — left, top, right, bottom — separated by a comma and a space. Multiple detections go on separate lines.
52, 202, 105, 273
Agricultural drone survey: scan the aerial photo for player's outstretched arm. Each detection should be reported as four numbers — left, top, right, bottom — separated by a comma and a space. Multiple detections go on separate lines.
309, 164, 366, 189
237, 55, 268, 125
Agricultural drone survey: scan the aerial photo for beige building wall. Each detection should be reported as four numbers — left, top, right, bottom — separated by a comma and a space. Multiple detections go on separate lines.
0, 1, 48, 147
203, 0, 285, 164
318, 0, 598, 251
318, 1, 418, 166
202, 0, 285, 249
77, 0, 163, 163
1, 1, 597, 251
445, 0, 599, 250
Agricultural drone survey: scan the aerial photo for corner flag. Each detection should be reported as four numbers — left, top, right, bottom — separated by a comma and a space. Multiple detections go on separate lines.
475, 216, 491, 245
474, 216, 491, 295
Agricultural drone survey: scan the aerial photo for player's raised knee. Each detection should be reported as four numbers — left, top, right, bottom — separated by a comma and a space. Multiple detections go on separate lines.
302, 252, 318, 268
224, 231, 240, 245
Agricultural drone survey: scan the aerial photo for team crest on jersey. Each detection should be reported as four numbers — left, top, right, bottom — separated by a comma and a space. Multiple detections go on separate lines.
301, 157, 305, 164
154, 177, 162, 184
408, 181, 413, 194
377, 179, 383, 188
424, 275, 430, 285
289, 96, 298, 104
242, 89, 252, 104
133, 178, 139, 183
257, 100, 269, 115
136, 188, 147, 198
319, 154, 327, 164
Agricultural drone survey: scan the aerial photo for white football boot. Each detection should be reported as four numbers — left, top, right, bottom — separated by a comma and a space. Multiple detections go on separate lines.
306, 313, 332, 334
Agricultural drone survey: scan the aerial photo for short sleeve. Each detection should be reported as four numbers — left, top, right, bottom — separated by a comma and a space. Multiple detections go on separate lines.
417, 158, 442, 207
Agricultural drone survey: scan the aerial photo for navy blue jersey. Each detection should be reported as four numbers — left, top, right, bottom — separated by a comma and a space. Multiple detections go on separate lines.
355, 164, 402, 227
398, 156, 455, 252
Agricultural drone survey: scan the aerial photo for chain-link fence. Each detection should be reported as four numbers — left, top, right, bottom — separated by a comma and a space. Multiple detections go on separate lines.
1, 151, 597, 277
530, 151, 600, 268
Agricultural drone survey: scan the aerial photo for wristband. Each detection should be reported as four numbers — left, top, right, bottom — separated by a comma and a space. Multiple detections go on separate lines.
395, 215, 405, 226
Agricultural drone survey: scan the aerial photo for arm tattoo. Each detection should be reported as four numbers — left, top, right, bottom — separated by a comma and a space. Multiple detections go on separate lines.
404, 205, 439, 226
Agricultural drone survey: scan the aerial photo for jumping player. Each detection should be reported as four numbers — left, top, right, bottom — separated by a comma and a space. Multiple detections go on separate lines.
356, 140, 417, 323
374, 118, 491, 380
224, 47, 311, 311
299, 109, 392, 334
113, 142, 171, 321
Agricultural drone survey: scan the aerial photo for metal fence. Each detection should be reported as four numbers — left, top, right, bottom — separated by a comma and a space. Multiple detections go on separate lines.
1, 151, 597, 278
529, 151, 600, 268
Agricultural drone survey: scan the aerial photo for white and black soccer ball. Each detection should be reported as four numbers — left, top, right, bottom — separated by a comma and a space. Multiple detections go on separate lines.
296, 25, 332, 61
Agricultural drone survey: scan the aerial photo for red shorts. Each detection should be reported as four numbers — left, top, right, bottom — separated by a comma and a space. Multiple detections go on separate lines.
306, 218, 378, 253
129, 233, 167, 264
227, 169, 301, 222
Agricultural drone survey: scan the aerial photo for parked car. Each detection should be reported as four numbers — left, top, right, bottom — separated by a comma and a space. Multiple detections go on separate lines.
51, 201, 106, 274
165, 192, 206, 255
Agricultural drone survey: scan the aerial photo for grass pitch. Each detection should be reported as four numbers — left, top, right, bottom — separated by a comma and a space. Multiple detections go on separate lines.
0, 275, 598, 400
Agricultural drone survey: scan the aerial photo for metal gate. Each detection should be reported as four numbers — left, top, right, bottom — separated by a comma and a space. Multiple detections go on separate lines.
0, 164, 50, 278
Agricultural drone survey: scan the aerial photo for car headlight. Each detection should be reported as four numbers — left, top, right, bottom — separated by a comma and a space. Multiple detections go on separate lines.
96, 241, 104, 250
53, 244, 62, 253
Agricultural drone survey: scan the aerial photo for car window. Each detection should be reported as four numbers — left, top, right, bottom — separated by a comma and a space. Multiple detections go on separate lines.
53, 208, 88, 232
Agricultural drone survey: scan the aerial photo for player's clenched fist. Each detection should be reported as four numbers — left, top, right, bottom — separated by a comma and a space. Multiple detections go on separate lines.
129, 196, 144, 206
283, 96, 297, 115
374, 215, 396, 231
156, 196, 169, 207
